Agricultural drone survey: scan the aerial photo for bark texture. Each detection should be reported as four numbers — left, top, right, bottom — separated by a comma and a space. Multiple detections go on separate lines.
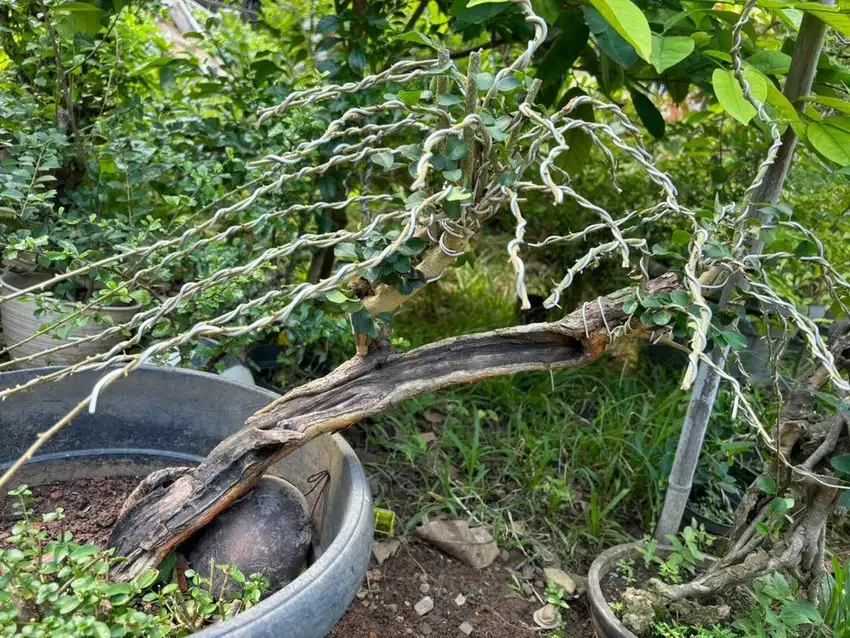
107, 273, 678, 581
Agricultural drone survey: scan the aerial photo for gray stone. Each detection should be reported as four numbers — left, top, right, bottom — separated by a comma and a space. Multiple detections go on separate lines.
187, 476, 311, 594
414, 596, 434, 616
419, 583, 431, 594
459, 621, 474, 635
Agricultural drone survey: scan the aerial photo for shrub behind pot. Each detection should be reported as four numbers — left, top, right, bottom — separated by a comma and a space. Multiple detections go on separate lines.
0, 271, 139, 368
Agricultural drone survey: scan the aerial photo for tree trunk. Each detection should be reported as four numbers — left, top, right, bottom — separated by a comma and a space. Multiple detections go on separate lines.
107, 273, 678, 581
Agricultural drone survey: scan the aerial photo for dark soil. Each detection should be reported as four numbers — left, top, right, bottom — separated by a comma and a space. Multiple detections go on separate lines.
0, 475, 142, 548
599, 557, 656, 605
0, 474, 598, 636
329, 541, 595, 638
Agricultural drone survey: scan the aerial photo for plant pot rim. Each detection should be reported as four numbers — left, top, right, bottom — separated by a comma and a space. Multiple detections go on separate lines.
0, 271, 141, 313
587, 541, 644, 638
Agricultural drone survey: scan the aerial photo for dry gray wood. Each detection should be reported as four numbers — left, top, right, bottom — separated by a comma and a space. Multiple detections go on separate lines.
107, 273, 678, 580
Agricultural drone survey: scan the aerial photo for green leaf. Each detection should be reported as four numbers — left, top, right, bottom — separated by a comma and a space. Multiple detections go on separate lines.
438, 93, 463, 106
670, 290, 690, 307
347, 48, 366, 74
631, 89, 665, 138
467, 0, 509, 5
777, 600, 823, 627
371, 152, 395, 169
497, 75, 523, 91
653, 310, 672, 325
588, 0, 652, 62
623, 298, 639, 314
712, 68, 767, 125
802, 95, 850, 115
443, 169, 463, 182
397, 89, 422, 106
351, 310, 380, 338
54, 2, 103, 38
641, 295, 661, 308
650, 34, 694, 73
798, 3, 850, 36
808, 118, 850, 166
537, 12, 589, 103
325, 290, 350, 304
830, 455, 850, 475
445, 138, 469, 161
92, 621, 111, 638
474, 72, 494, 90
746, 50, 792, 75
672, 229, 690, 246
584, 7, 638, 69
396, 31, 437, 48
719, 330, 748, 350
756, 475, 777, 493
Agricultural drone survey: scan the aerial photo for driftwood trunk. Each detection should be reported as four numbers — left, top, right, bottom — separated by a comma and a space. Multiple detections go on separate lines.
108, 273, 678, 581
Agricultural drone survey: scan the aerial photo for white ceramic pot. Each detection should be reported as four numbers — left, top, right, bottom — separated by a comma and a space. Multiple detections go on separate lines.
0, 271, 140, 368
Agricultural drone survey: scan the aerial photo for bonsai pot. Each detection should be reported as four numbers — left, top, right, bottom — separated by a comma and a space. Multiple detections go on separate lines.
0, 366, 373, 637
588, 542, 644, 638
588, 543, 717, 638
0, 271, 140, 368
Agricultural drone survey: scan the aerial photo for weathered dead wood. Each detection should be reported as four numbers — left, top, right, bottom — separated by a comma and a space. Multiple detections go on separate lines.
107, 273, 678, 580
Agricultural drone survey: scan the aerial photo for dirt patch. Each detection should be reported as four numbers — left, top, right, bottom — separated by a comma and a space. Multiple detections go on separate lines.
330, 541, 594, 637
0, 475, 142, 548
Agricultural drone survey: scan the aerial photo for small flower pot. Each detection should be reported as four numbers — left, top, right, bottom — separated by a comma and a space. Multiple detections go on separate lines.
0, 366, 373, 637
0, 271, 140, 368
587, 542, 645, 638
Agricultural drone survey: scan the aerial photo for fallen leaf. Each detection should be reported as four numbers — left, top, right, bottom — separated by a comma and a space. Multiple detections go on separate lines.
423, 409, 443, 424
413, 520, 499, 569
372, 539, 400, 565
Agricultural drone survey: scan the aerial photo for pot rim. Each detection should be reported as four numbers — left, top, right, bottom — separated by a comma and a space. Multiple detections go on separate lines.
0, 272, 141, 313
587, 542, 643, 638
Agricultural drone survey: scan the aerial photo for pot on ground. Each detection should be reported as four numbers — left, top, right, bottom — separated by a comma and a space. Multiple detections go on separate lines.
588, 542, 645, 638
0, 366, 373, 638
0, 271, 140, 368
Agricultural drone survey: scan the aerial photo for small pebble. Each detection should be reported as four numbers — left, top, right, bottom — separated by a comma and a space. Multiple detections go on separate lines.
419, 583, 431, 595
387, 603, 399, 614
521, 583, 533, 596
459, 621, 474, 636
414, 596, 434, 616
500, 549, 510, 562
396, 616, 405, 623
534, 579, 544, 589
356, 588, 369, 600
50, 489, 63, 500
420, 623, 432, 635
418, 573, 429, 583
454, 593, 467, 606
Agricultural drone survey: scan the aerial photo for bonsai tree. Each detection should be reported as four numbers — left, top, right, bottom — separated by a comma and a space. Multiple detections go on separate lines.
1, 1, 849, 628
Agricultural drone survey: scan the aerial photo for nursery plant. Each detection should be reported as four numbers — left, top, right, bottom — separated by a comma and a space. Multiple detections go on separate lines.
1, 0, 850, 633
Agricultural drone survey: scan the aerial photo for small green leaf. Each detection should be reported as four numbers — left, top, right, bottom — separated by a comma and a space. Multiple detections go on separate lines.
746, 50, 792, 75
712, 68, 767, 125
631, 89, 665, 138
719, 330, 748, 350
641, 295, 661, 308
371, 152, 395, 169
498, 170, 517, 186
671, 229, 690, 246
588, 0, 652, 62
443, 169, 463, 182
466, 0, 509, 6
397, 90, 422, 106
830, 455, 850, 475
623, 298, 639, 314
438, 93, 462, 106
653, 310, 672, 325
325, 290, 350, 304
396, 31, 437, 48
669, 289, 689, 306
445, 138, 469, 161
351, 310, 380, 338
474, 72, 494, 90
756, 475, 777, 493
650, 34, 694, 73
497, 75, 523, 91
808, 118, 850, 166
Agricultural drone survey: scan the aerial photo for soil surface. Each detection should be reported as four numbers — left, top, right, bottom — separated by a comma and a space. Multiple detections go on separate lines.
0, 475, 597, 636
0, 475, 141, 548
329, 541, 595, 638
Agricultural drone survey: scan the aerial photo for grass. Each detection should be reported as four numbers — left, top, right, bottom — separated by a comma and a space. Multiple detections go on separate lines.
357, 238, 762, 569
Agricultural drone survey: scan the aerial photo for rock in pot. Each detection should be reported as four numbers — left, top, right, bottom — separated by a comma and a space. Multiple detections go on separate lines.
187, 476, 312, 592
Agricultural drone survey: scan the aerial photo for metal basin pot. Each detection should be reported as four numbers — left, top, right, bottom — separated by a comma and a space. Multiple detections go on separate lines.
0, 366, 373, 637
0, 271, 140, 368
